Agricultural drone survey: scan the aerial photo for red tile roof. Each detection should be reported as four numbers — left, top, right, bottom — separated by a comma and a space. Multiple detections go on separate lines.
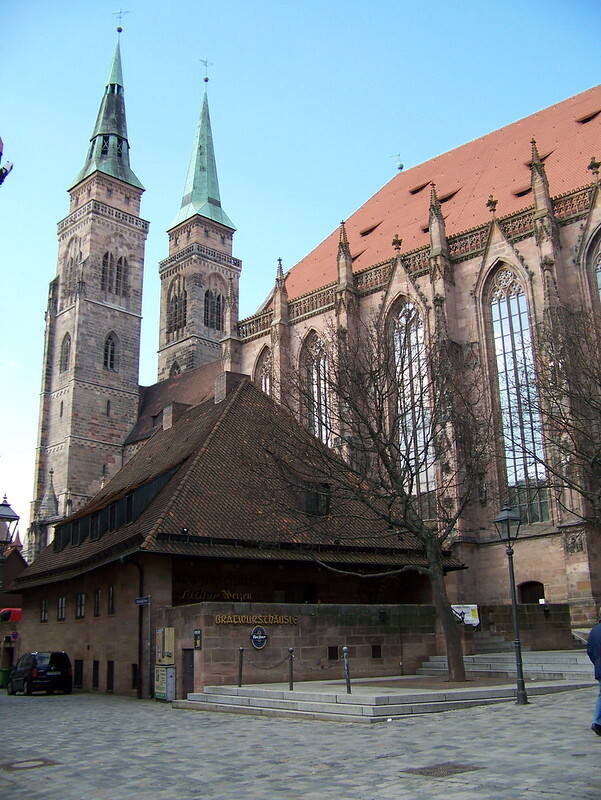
282, 85, 601, 301
126, 360, 222, 444
15, 380, 461, 587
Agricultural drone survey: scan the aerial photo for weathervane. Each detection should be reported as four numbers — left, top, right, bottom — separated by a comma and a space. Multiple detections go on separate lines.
200, 57, 213, 84
113, 8, 129, 33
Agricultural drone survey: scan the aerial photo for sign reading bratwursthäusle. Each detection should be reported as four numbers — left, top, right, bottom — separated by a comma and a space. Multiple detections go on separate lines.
214, 613, 298, 625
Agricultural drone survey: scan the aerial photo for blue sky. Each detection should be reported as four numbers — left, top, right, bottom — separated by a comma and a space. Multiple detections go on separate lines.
1, 0, 599, 533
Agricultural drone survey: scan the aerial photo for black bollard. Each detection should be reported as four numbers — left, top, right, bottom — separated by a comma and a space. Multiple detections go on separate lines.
288, 647, 294, 691
238, 647, 244, 688
342, 646, 352, 694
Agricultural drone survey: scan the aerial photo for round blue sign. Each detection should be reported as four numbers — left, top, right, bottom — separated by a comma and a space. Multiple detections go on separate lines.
250, 625, 268, 650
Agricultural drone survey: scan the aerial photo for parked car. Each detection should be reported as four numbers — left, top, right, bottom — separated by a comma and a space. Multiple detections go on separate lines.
7, 651, 72, 695
0, 608, 22, 622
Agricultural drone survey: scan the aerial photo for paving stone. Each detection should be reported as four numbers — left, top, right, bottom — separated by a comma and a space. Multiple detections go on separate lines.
1, 687, 600, 799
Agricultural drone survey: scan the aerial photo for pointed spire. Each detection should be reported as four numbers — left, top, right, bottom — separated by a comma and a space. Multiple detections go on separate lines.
429, 183, 442, 218
275, 257, 286, 289
170, 87, 235, 230
336, 222, 354, 289
37, 468, 59, 520
530, 137, 542, 166
486, 195, 498, 216
338, 220, 351, 258
71, 35, 143, 190
428, 184, 448, 257
530, 137, 549, 187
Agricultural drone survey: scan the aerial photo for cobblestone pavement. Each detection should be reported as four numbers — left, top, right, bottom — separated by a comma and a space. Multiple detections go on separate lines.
1, 687, 600, 800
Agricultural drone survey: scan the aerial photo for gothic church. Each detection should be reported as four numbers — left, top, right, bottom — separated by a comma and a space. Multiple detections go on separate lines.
27, 36, 601, 633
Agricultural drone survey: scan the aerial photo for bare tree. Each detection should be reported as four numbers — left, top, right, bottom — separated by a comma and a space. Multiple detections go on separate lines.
516, 304, 601, 526
263, 310, 491, 681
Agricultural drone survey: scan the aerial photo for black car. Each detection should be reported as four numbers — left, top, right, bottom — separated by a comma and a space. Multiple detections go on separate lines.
7, 651, 72, 695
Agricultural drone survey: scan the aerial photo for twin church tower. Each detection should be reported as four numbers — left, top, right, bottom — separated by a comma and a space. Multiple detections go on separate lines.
30, 38, 241, 552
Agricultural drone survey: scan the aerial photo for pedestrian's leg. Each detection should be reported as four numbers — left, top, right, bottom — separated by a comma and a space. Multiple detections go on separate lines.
593, 681, 601, 727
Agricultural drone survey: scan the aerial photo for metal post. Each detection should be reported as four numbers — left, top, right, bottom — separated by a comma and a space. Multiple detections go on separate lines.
506, 544, 528, 705
147, 596, 153, 699
288, 648, 294, 691
342, 646, 352, 694
238, 647, 244, 688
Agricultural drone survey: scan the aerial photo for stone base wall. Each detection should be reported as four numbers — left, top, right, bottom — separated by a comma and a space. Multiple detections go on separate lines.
157, 602, 438, 698
463, 603, 574, 652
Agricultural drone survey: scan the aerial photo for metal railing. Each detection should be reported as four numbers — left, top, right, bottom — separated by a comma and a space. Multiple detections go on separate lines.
236, 645, 352, 693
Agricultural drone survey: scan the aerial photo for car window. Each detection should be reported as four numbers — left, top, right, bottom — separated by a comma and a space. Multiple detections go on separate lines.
49, 653, 68, 668
36, 653, 51, 667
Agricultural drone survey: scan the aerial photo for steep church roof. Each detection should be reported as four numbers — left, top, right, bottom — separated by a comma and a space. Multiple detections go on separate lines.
279, 84, 601, 301
71, 37, 143, 190
15, 380, 459, 589
170, 87, 235, 231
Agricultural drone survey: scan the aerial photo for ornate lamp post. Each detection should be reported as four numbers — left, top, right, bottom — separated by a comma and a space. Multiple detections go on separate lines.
493, 505, 528, 705
0, 495, 20, 589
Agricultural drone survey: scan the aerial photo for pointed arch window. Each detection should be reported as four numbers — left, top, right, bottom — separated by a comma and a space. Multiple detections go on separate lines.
391, 301, 436, 519
595, 251, 601, 302
301, 333, 331, 444
103, 333, 118, 372
62, 238, 81, 302
102, 252, 127, 296
167, 276, 187, 339
59, 333, 71, 373
115, 256, 127, 296
254, 348, 272, 396
204, 289, 224, 332
489, 268, 548, 522
169, 362, 181, 378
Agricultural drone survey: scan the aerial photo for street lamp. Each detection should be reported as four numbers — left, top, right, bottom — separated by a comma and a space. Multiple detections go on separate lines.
0, 495, 20, 589
493, 505, 528, 705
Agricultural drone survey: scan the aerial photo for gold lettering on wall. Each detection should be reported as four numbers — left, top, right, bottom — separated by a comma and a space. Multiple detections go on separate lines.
214, 614, 299, 625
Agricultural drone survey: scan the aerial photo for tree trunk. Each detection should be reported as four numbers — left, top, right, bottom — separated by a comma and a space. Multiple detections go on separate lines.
426, 539, 466, 682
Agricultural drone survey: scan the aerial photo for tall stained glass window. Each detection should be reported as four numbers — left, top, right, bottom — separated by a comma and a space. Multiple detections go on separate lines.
490, 269, 548, 522
255, 348, 272, 396
392, 302, 436, 519
302, 333, 330, 445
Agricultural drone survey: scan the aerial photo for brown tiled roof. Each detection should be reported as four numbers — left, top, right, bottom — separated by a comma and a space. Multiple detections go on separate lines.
126, 359, 222, 444
16, 380, 458, 588
281, 85, 601, 301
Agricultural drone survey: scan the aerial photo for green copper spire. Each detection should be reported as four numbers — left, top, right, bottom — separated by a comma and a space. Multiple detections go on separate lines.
71, 38, 143, 190
170, 88, 235, 230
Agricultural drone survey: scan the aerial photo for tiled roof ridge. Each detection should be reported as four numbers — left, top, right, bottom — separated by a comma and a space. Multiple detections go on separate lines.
139, 377, 251, 549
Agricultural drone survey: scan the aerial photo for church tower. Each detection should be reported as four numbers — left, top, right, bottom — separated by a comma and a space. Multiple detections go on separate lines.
157, 82, 241, 381
29, 34, 148, 556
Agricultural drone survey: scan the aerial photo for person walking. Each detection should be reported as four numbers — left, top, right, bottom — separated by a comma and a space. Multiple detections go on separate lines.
587, 618, 601, 736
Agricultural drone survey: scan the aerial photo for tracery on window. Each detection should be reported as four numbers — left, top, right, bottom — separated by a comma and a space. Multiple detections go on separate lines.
204, 289, 224, 331
62, 238, 81, 302
391, 301, 436, 519
101, 252, 128, 296
169, 361, 181, 377
166, 276, 187, 339
103, 333, 118, 371
301, 333, 331, 445
489, 268, 548, 522
59, 333, 71, 373
254, 347, 272, 395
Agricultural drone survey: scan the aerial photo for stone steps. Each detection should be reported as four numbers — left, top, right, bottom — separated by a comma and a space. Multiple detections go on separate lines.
418, 649, 592, 681
172, 678, 593, 724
